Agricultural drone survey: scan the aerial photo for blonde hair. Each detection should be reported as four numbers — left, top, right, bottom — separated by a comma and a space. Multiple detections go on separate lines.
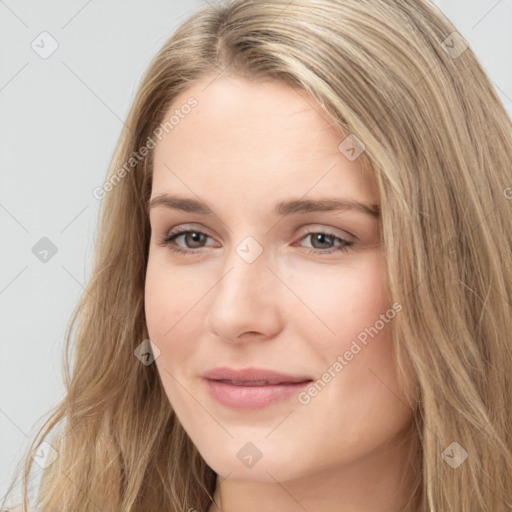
3, 0, 512, 510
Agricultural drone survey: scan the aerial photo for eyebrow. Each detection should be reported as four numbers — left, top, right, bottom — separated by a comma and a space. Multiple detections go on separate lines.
147, 194, 380, 218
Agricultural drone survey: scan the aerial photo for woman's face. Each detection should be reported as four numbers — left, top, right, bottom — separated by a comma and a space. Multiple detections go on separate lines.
145, 76, 413, 483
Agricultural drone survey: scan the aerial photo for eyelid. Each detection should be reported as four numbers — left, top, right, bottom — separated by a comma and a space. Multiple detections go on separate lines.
163, 223, 355, 243
164, 222, 217, 238
164, 224, 221, 250
297, 224, 357, 242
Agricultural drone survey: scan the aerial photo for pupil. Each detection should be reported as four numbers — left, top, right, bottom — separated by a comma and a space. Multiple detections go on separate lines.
187, 232, 204, 247
313, 233, 332, 249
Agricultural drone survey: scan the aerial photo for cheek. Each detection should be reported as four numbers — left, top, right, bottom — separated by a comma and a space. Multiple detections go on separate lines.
144, 254, 204, 341
144, 257, 202, 389
287, 254, 408, 436
284, 252, 389, 354
144, 257, 206, 410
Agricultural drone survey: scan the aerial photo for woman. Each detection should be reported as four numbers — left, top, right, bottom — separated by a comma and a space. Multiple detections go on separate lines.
3, 0, 512, 510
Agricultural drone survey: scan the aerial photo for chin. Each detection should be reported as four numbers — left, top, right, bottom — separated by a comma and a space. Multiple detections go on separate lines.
197, 437, 314, 483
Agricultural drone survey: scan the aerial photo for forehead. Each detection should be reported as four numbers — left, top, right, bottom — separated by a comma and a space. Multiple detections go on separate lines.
157, 76, 339, 155
151, 76, 377, 205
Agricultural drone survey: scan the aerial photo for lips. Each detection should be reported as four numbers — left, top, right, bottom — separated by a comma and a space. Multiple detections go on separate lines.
202, 367, 313, 409
202, 366, 313, 385
219, 380, 295, 386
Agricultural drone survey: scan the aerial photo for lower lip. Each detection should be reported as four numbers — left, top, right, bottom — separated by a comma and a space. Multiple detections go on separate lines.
205, 379, 311, 410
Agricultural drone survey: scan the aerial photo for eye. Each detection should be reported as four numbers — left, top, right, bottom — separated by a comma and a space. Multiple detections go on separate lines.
157, 226, 355, 256
296, 230, 354, 255
158, 228, 217, 256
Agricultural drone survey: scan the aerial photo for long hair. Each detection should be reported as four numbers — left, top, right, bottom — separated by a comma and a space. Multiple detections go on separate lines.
3, 0, 512, 510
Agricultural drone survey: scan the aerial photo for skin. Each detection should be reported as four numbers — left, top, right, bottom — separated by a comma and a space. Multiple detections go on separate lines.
145, 75, 418, 512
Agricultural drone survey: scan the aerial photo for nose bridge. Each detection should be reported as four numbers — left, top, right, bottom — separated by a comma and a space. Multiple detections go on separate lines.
206, 234, 282, 341
217, 235, 271, 306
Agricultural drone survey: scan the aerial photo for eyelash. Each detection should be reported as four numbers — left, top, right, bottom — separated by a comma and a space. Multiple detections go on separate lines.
158, 227, 355, 256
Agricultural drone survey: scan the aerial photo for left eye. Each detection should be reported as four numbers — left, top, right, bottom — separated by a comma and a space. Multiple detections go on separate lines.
302, 232, 344, 250
158, 229, 354, 255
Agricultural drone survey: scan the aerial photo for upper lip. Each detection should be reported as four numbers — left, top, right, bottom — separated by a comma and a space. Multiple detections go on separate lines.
203, 367, 313, 385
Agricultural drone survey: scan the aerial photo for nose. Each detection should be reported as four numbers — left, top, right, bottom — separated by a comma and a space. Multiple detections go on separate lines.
206, 240, 283, 344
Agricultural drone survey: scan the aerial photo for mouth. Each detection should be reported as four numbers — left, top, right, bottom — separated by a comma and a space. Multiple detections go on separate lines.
214, 379, 308, 386
202, 367, 313, 409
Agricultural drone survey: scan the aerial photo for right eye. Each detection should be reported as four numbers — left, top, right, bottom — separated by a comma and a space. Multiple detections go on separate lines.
158, 228, 219, 256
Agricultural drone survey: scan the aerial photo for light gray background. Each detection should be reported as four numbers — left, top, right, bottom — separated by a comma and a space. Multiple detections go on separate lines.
1, 0, 511, 502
